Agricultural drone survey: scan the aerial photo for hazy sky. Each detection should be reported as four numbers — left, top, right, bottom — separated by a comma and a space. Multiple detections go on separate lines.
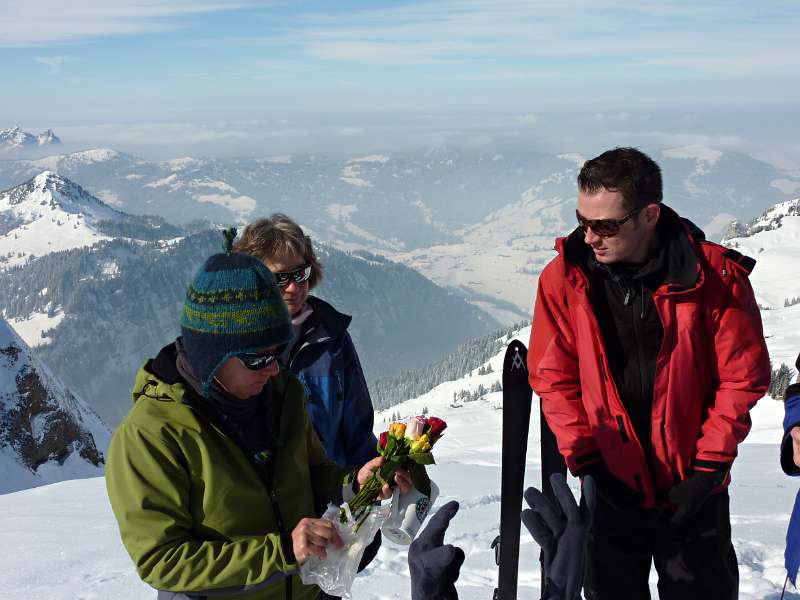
2, 0, 799, 163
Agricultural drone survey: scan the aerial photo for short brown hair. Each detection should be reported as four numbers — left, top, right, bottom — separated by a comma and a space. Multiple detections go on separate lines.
233, 213, 324, 290
578, 147, 662, 211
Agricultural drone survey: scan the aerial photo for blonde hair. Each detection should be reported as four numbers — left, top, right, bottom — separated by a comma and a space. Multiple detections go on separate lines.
233, 214, 324, 289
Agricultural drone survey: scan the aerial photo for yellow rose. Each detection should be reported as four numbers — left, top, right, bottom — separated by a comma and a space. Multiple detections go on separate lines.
410, 433, 431, 453
389, 422, 407, 439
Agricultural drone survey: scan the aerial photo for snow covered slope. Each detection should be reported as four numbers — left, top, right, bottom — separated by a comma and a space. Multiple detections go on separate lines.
722, 198, 800, 310
0, 318, 109, 494
0, 171, 124, 268
0, 196, 797, 599
390, 161, 578, 321
721, 198, 800, 369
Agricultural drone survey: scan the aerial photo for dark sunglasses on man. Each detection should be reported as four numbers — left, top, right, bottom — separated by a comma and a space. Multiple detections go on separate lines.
273, 264, 312, 288
575, 206, 644, 238
237, 347, 283, 371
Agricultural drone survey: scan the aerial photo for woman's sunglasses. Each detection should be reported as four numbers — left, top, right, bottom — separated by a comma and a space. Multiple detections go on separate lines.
274, 264, 312, 288
237, 349, 282, 371
575, 207, 644, 238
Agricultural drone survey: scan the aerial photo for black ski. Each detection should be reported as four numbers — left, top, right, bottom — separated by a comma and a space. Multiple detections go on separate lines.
539, 401, 566, 502
539, 386, 567, 592
493, 340, 533, 600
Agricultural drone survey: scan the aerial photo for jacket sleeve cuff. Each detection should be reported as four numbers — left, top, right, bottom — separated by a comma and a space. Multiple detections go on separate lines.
782, 423, 800, 476
692, 459, 731, 486
280, 531, 296, 566
693, 458, 730, 473
572, 450, 603, 476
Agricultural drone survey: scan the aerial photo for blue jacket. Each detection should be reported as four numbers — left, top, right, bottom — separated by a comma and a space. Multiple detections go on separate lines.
286, 296, 378, 469
781, 382, 800, 585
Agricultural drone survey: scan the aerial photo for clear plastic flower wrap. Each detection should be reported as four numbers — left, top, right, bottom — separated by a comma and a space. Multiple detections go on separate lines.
298, 501, 392, 598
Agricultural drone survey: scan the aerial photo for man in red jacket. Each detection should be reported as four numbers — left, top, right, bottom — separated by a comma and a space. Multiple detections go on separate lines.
528, 147, 770, 600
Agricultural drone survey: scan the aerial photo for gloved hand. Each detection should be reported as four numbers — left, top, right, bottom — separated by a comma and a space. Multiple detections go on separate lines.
522, 473, 596, 600
667, 469, 725, 526
408, 500, 465, 600
576, 462, 642, 511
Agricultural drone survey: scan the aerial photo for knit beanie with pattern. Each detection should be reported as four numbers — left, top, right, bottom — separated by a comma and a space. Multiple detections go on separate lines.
180, 230, 292, 396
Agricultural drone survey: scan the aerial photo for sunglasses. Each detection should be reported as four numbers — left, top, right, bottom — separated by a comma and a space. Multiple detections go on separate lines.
273, 264, 312, 288
237, 349, 281, 371
575, 207, 644, 238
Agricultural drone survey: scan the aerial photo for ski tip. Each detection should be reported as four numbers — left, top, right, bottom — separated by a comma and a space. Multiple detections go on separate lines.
503, 340, 528, 375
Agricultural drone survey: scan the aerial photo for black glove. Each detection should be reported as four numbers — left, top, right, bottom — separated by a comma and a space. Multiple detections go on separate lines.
576, 463, 642, 511
667, 470, 725, 526
408, 500, 465, 600
522, 473, 596, 600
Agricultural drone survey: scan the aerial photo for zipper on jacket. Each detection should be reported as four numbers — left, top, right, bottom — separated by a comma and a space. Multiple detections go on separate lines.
598, 356, 608, 382
183, 397, 296, 594
615, 415, 630, 443
640, 284, 645, 319
572, 265, 654, 499
630, 285, 650, 422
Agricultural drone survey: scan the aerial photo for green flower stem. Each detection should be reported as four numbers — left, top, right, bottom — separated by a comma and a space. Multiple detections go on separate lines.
340, 462, 399, 523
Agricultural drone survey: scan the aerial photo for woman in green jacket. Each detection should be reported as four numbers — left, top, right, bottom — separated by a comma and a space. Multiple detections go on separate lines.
106, 241, 409, 600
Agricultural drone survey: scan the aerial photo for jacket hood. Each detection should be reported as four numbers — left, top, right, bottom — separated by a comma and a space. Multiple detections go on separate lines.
131, 343, 187, 406
557, 204, 706, 291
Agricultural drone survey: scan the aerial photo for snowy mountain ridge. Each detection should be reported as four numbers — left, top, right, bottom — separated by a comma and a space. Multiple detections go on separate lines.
0, 171, 130, 269
0, 145, 794, 318
0, 127, 61, 152
0, 317, 109, 495
720, 197, 800, 314
723, 197, 800, 240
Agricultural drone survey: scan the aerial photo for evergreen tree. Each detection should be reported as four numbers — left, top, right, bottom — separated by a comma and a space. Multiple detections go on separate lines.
370, 320, 530, 409
769, 362, 796, 400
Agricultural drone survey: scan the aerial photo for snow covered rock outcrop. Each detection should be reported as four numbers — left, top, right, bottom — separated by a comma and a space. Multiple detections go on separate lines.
0, 318, 109, 494
721, 198, 800, 310
722, 198, 800, 241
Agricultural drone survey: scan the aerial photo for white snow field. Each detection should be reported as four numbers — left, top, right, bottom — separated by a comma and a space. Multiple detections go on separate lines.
0, 325, 798, 599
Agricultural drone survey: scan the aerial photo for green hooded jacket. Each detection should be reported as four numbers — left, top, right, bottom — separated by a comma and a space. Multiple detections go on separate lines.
106, 343, 345, 599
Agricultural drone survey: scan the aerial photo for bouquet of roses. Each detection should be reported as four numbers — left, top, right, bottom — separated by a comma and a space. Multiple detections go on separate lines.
300, 415, 448, 596
342, 415, 447, 524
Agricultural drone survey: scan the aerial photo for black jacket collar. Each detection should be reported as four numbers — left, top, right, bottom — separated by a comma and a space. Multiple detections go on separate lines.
304, 295, 352, 342
563, 204, 705, 290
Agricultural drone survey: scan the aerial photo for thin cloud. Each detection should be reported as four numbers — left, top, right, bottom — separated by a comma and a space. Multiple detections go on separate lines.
632, 49, 800, 76
280, 0, 800, 77
0, 0, 256, 47
607, 130, 750, 154
34, 55, 73, 73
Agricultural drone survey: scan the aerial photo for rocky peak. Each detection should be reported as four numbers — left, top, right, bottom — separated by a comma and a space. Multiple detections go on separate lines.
721, 198, 800, 242
36, 129, 61, 146
0, 318, 109, 493
0, 127, 61, 151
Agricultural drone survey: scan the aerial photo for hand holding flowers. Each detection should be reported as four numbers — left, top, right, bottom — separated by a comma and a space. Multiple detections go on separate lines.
299, 415, 449, 595
342, 415, 448, 523
356, 457, 414, 499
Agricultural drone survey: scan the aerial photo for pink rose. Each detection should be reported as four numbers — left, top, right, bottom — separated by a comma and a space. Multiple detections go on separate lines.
405, 416, 427, 440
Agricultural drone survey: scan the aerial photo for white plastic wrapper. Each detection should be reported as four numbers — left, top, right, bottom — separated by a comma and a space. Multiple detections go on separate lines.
299, 502, 391, 598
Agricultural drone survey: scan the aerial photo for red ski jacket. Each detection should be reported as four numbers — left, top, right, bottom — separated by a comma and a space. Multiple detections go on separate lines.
528, 216, 770, 507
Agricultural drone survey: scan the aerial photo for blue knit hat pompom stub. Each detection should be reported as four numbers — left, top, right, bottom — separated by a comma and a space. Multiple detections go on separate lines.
180, 249, 292, 395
